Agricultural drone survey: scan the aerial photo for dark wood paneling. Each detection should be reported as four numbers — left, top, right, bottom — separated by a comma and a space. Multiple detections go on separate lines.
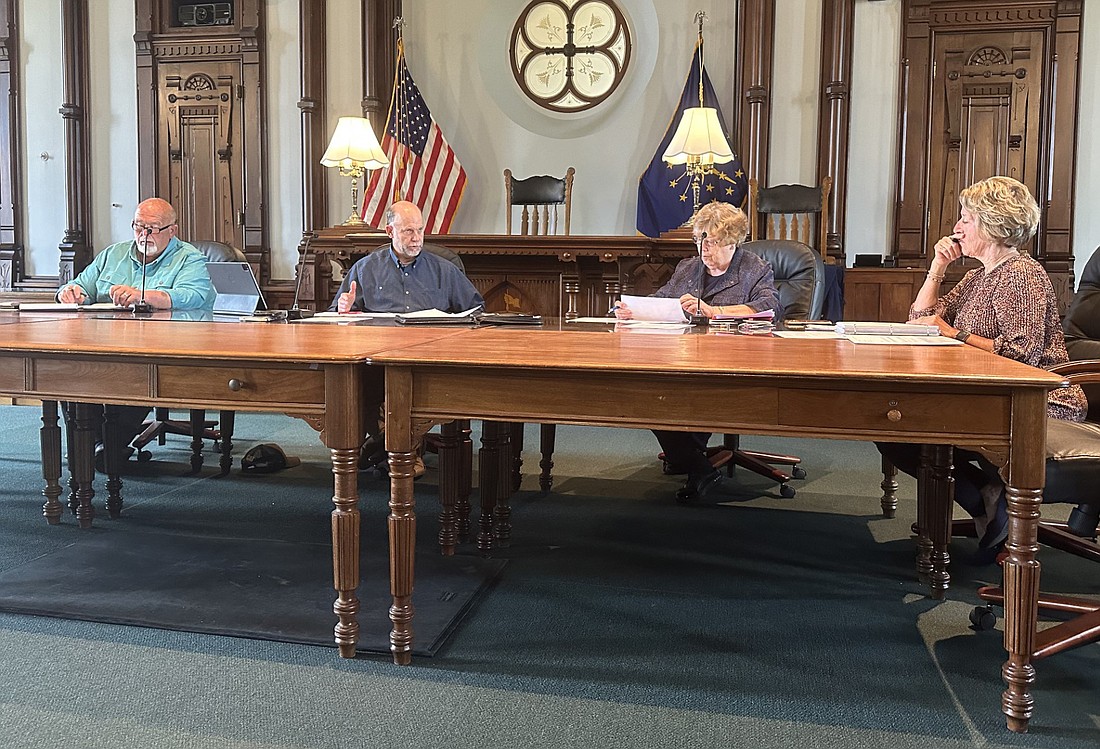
58, 0, 92, 285
308, 228, 696, 317
843, 267, 926, 322
893, 0, 1081, 303
134, 0, 267, 276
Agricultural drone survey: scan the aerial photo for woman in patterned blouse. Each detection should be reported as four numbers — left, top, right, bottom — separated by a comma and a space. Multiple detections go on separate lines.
879, 176, 1086, 559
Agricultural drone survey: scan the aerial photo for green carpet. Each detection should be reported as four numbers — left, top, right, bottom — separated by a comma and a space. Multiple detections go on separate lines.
0, 405, 1097, 748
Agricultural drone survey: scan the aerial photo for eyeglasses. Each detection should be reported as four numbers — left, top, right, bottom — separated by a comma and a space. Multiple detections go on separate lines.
692, 235, 721, 248
131, 221, 174, 235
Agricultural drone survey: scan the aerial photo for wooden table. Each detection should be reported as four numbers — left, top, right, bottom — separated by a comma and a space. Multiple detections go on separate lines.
373, 327, 1063, 733
0, 314, 466, 657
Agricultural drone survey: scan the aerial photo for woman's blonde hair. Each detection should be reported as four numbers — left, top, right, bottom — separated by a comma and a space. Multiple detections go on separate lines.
692, 202, 749, 247
959, 176, 1040, 249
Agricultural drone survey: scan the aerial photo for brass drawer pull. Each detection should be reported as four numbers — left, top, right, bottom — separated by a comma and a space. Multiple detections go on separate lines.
228, 378, 244, 392
887, 409, 902, 422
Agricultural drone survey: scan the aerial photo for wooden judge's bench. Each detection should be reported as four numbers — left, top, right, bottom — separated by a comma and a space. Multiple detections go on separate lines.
304, 225, 924, 322
307, 226, 698, 318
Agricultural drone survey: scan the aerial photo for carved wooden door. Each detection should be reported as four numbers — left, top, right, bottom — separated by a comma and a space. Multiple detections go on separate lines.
926, 30, 1043, 245
157, 63, 243, 247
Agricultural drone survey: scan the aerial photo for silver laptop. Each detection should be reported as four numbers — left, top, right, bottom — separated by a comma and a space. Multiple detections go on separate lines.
207, 261, 267, 316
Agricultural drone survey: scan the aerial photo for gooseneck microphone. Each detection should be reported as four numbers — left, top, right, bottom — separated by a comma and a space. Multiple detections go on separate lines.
286, 231, 317, 321
131, 232, 154, 315
691, 230, 709, 327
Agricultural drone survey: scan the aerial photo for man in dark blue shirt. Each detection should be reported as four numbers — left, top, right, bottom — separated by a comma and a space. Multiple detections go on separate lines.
329, 201, 482, 477
328, 201, 483, 313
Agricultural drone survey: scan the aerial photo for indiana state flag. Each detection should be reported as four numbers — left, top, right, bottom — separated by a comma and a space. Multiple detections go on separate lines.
637, 46, 747, 237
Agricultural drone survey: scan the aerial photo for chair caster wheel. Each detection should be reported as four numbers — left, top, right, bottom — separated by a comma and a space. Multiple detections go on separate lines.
791, 466, 807, 480
136, 450, 152, 462
969, 605, 996, 631
779, 484, 796, 498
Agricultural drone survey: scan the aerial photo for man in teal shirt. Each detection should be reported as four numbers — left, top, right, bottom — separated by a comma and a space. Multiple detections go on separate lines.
57, 197, 215, 470
59, 197, 215, 310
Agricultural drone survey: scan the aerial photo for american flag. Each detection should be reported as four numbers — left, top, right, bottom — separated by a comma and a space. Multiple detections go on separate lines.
361, 48, 467, 233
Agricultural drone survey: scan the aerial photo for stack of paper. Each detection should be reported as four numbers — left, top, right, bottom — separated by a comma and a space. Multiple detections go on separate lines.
834, 321, 940, 336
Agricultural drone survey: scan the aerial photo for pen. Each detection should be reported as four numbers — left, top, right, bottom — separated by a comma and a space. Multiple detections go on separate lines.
607, 303, 620, 315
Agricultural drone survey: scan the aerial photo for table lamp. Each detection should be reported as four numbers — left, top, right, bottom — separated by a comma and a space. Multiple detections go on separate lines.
662, 107, 734, 223
662, 12, 734, 226
321, 117, 389, 226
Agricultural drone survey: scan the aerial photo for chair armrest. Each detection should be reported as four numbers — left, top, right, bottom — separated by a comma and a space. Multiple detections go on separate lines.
1049, 359, 1100, 386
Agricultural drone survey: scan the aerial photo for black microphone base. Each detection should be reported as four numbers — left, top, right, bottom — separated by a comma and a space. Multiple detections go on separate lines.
690, 314, 709, 327
284, 308, 314, 321
131, 301, 154, 316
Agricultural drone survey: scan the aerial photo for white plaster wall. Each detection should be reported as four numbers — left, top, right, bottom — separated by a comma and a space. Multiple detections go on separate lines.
14, 2, 1100, 289
19, 0, 65, 277
323, 0, 363, 229
846, 0, 901, 262
399, 0, 736, 236
88, 0, 138, 254
769, 0, 821, 185
265, 0, 304, 279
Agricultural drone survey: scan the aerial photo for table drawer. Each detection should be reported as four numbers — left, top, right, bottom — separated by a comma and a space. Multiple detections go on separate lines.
779, 389, 1010, 436
34, 360, 150, 399
0, 357, 25, 391
157, 365, 325, 406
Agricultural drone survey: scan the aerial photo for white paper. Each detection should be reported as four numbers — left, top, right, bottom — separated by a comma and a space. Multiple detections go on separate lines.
17, 303, 81, 312
396, 307, 480, 319
835, 321, 940, 336
620, 294, 688, 323
566, 317, 618, 324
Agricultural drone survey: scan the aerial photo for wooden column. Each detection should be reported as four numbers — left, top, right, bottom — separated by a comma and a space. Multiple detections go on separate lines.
817, 0, 854, 261
134, 1, 158, 202
735, 0, 774, 192
238, 3, 265, 277
1041, 3, 1083, 280
58, 0, 92, 284
296, 0, 328, 309
361, 0, 401, 134
0, 0, 21, 291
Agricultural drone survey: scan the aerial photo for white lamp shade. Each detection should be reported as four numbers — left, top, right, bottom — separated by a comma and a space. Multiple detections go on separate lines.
320, 117, 389, 170
662, 107, 734, 165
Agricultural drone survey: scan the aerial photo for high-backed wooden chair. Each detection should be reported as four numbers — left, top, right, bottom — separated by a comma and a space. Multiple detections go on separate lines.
502, 168, 575, 490
132, 240, 244, 475
505, 167, 574, 235
749, 176, 832, 264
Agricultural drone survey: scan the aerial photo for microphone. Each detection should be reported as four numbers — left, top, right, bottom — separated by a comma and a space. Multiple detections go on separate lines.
131, 234, 154, 315
286, 231, 316, 320
691, 230, 709, 327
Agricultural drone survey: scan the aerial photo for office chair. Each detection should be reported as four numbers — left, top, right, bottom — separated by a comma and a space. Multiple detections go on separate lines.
502, 167, 575, 491
966, 359, 1100, 658
690, 239, 825, 498
504, 167, 574, 236
132, 240, 245, 475
749, 177, 833, 264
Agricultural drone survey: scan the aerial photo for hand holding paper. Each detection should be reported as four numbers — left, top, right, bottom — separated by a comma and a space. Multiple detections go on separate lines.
619, 294, 688, 323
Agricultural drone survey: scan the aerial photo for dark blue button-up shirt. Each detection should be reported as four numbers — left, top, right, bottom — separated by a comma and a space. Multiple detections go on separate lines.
327, 246, 483, 313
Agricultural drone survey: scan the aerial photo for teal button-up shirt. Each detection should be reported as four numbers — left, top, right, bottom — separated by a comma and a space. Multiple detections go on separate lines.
67, 237, 216, 311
